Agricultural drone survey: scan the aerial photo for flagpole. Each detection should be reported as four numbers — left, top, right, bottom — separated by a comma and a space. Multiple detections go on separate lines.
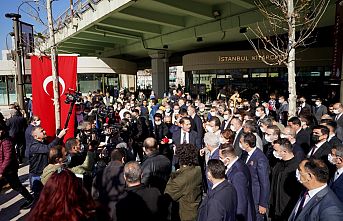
47, 0, 61, 131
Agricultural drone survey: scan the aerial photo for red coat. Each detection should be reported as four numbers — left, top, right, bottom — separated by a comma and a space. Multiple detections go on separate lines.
0, 138, 18, 175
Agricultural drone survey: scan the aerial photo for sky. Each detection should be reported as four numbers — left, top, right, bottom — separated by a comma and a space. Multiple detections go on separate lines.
0, 0, 71, 59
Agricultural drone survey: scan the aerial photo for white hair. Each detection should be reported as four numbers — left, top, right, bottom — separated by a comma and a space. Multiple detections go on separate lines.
204, 132, 220, 148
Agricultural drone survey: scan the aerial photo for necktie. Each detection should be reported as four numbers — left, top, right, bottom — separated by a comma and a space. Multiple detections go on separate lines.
308, 147, 316, 157
183, 132, 187, 144
294, 191, 308, 220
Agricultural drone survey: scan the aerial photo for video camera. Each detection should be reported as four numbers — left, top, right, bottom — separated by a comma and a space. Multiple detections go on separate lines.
65, 88, 82, 104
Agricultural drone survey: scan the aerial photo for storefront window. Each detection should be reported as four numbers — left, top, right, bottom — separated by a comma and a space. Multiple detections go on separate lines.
0, 76, 8, 105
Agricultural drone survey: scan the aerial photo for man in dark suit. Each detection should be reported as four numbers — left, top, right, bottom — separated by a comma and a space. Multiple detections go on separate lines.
281, 126, 305, 161
288, 117, 311, 154
221, 109, 233, 131
187, 105, 204, 139
288, 158, 343, 221
333, 103, 343, 141
220, 144, 255, 221
197, 159, 237, 221
231, 117, 244, 157
320, 120, 341, 148
116, 161, 163, 221
297, 96, 312, 116
270, 139, 303, 221
240, 133, 270, 221
328, 145, 343, 202
172, 117, 201, 149
313, 98, 327, 123
307, 125, 332, 163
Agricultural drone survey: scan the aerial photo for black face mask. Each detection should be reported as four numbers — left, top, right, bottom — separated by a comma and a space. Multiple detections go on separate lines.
312, 135, 320, 143
165, 123, 173, 127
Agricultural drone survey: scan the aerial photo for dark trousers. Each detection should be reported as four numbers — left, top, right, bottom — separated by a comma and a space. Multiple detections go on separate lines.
1, 170, 33, 201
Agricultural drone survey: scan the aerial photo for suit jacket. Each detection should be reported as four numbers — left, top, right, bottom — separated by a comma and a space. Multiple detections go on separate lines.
329, 173, 343, 203
197, 180, 237, 221
191, 114, 204, 139
246, 148, 270, 209
310, 142, 332, 162
233, 128, 244, 157
335, 114, 343, 141
328, 136, 342, 148
226, 159, 256, 221
172, 128, 201, 149
295, 129, 311, 154
313, 105, 327, 122
288, 186, 343, 221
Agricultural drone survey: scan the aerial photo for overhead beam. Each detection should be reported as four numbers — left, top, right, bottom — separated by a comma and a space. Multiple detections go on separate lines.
84, 27, 141, 40
98, 17, 161, 34
58, 46, 94, 53
153, 0, 213, 20
61, 43, 104, 51
71, 33, 128, 45
119, 7, 185, 28
228, 0, 255, 9
67, 39, 116, 48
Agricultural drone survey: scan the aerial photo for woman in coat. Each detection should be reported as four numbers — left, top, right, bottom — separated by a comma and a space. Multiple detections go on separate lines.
164, 143, 203, 221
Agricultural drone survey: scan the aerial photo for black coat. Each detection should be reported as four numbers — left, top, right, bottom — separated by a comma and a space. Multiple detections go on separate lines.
295, 129, 311, 154
92, 161, 126, 221
197, 180, 237, 221
141, 151, 172, 193
28, 137, 61, 176
328, 136, 342, 148
270, 157, 303, 220
172, 128, 202, 149
190, 114, 204, 138
116, 184, 164, 221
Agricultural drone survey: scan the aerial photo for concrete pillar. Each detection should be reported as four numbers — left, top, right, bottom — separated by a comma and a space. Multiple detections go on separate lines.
150, 51, 169, 99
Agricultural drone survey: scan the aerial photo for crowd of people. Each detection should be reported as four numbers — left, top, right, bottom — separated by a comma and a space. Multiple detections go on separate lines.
1, 88, 343, 221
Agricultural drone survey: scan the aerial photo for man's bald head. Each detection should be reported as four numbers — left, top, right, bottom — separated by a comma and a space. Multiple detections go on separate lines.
143, 137, 158, 154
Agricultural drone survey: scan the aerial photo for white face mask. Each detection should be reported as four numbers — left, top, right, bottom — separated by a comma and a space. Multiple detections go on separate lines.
260, 127, 266, 133
206, 125, 213, 133
220, 137, 227, 144
239, 142, 245, 150
255, 111, 261, 117
265, 135, 273, 143
279, 100, 284, 104
34, 120, 41, 127
315, 102, 321, 106
333, 110, 340, 115
296, 169, 303, 183
155, 121, 162, 126
328, 154, 336, 165
273, 150, 282, 160
210, 112, 216, 116
223, 115, 229, 120
280, 134, 288, 139
230, 125, 236, 132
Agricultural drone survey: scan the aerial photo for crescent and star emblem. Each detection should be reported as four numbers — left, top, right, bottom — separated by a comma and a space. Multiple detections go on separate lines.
42, 76, 66, 96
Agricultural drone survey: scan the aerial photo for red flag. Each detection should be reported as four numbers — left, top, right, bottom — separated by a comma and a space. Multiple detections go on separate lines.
31, 56, 77, 141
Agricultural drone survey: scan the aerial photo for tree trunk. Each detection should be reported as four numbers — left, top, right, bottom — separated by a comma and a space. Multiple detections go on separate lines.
288, 0, 297, 118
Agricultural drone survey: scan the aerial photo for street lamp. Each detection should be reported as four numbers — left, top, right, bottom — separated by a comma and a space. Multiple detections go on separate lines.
5, 12, 25, 110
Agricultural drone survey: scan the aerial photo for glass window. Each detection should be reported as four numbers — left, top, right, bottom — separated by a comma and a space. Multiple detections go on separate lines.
0, 77, 8, 105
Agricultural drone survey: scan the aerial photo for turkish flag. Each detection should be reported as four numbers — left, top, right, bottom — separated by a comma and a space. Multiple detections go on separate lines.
31, 56, 77, 141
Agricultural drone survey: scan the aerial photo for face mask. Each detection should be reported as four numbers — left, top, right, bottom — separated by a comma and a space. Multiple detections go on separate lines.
333, 110, 340, 115
279, 100, 284, 104
199, 108, 205, 112
210, 112, 216, 116
34, 120, 41, 126
195, 103, 199, 107
300, 121, 306, 127
265, 135, 273, 143
230, 125, 236, 132
296, 169, 303, 183
165, 108, 171, 112
239, 142, 245, 150
273, 150, 282, 160
220, 137, 227, 144
174, 110, 179, 114
155, 121, 162, 126
315, 102, 321, 106
260, 127, 266, 133
328, 154, 336, 165
280, 134, 288, 139
312, 135, 320, 143
224, 115, 229, 120
255, 111, 261, 117
206, 125, 213, 133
